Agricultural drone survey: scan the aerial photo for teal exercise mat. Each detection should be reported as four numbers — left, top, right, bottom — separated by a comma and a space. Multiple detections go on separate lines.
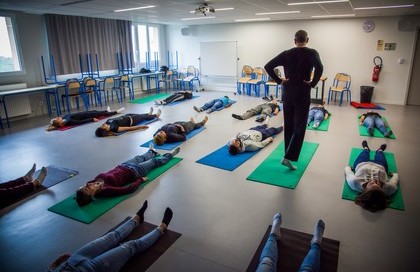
246, 225, 340, 272
1, 165, 78, 209
129, 93, 170, 104
342, 148, 404, 210
140, 127, 206, 151
306, 115, 331, 131
358, 116, 396, 139
48, 157, 182, 223
247, 141, 319, 189
107, 218, 182, 272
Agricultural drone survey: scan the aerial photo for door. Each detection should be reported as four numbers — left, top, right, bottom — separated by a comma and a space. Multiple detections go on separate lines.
407, 29, 420, 105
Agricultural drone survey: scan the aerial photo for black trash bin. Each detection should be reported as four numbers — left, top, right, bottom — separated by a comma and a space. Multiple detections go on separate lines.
360, 86, 374, 103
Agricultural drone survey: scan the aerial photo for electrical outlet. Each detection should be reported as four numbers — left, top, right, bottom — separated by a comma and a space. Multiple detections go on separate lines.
39, 101, 43, 106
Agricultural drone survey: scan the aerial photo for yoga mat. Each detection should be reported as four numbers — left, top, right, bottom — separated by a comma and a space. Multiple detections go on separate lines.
114, 118, 160, 136
351, 101, 385, 110
108, 218, 182, 272
48, 157, 182, 224
162, 95, 199, 106
358, 116, 396, 139
57, 116, 108, 131
140, 127, 206, 150
247, 141, 319, 189
129, 93, 170, 104
342, 148, 404, 210
307, 115, 331, 131
246, 226, 340, 272
196, 145, 260, 171
1, 165, 78, 209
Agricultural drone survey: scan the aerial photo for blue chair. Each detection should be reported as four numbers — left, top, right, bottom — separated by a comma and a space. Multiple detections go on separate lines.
237, 65, 253, 94
157, 70, 175, 93
97, 76, 121, 106
264, 67, 282, 98
82, 77, 102, 107
327, 73, 351, 106
62, 78, 88, 113
246, 67, 267, 97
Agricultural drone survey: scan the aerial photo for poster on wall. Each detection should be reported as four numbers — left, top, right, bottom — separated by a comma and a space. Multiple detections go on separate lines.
377, 40, 384, 51
385, 43, 397, 51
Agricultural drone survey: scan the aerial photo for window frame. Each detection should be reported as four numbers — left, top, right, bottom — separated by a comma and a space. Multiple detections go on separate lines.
131, 23, 161, 69
0, 12, 25, 76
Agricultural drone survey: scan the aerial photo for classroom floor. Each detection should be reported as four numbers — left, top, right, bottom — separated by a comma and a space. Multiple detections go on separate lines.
0, 90, 419, 272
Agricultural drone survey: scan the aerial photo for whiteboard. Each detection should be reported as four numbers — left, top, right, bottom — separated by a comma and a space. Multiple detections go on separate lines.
200, 41, 237, 77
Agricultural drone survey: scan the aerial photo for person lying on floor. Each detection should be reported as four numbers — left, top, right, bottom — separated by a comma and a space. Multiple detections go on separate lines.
0, 164, 47, 209
228, 117, 283, 155
48, 200, 173, 272
153, 116, 208, 145
256, 213, 325, 272
344, 140, 399, 212
155, 90, 193, 105
46, 107, 125, 131
231, 97, 280, 122
75, 147, 179, 206
359, 111, 393, 138
307, 104, 330, 128
193, 95, 234, 113
95, 108, 161, 137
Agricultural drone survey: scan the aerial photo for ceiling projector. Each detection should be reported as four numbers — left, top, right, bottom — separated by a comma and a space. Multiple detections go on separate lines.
195, 3, 215, 16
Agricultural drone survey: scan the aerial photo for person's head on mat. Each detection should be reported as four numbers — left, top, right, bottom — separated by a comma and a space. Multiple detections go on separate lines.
76, 179, 104, 206
95, 123, 113, 137
153, 131, 167, 145
355, 183, 387, 212
46, 117, 65, 131
228, 138, 243, 155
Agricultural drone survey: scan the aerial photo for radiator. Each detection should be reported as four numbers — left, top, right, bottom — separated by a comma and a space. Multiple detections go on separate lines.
0, 83, 32, 118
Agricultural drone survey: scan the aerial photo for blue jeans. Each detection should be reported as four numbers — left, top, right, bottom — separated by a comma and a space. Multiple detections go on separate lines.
353, 149, 389, 172
62, 218, 162, 272
256, 234, 321, 272
362, 116, 388, 135
307, 109, 324, 126
121, 150, 172, 178
201, 99, 223, 111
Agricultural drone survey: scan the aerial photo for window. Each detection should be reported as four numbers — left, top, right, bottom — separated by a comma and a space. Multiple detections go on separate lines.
0, 14, 23, 74
131, 24, 160, 69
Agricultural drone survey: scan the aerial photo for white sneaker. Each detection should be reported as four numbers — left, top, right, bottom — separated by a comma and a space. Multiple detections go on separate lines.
106, 106, 111, 112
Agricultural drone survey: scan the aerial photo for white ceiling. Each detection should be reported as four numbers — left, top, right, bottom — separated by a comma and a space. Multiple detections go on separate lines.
0, 0, 419, 25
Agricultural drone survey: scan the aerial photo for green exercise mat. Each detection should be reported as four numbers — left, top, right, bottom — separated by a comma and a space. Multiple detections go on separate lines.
247, 141, 319, 189
129, 93, 170, 104
342, 148, 404, 210
306, 115, 331, 131
358, 116, 396, 139
48, 157, 183, 224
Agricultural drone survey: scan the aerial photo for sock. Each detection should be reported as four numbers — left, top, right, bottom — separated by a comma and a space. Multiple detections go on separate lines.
311, 219, 325, 245
281, 158, 297, 170
378, 144, 387, 152
171, 147, 180, 157
270, 213, 282, 240
202, 116, 208, 125
34, 166, 47, 186
193, 106, 201, 112
149, 142, 158, 156
136, 200, 148, 224
362, 140, 370, 151
149, 107, 154, 115
106, 106, 111, 112
24, 163, 36, 182
384, 130, 393, 138
117, 107, 125, 114
162, 207, 173, 227
156, 109, 162, 118
264, 116, 270, 125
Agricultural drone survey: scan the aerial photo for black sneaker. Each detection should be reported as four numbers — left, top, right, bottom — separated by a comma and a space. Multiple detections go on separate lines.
362, 140, 370, 151
384, 130, 393, 138
255, 116, 265, 123
232, 114, 244, 120
368, 127, 374, 136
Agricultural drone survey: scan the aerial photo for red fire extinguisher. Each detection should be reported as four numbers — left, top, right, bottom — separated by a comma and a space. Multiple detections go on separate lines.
372, 56, 383, 82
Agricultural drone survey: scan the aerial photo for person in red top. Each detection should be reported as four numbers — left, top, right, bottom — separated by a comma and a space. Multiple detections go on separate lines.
75, 146, 180, 206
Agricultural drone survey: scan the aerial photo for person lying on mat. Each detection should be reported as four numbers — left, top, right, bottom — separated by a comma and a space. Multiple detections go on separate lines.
153, 116, 208, 145
193, 95, 234, 113
95, 108, 161, 137
48, 200, 173, 272
307, 104, 330, 128
344, 141, 399, 212
46, 107, 125, 131
231, 97, 280, 122
1, 164, 47, 209
228, 117, 283, 155
359, 111, 393, 138
155, 90, 193, 105
256, 213, 325, 272
75, 147, 180, 206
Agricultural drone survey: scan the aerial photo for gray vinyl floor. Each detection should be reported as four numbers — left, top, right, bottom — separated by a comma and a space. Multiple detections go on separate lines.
0, 90, 419, 272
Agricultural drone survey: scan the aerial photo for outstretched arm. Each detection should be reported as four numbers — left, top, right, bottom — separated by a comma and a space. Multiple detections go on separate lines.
117, 125, 149, 133
344, 166, 363, 192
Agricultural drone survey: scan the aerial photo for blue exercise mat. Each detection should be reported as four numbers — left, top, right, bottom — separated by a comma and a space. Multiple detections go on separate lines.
196, 145, 260, 171
140, 127, 206, 150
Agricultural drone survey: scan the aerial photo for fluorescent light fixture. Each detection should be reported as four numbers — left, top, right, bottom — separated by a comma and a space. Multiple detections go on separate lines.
189, 7, 234, 13
235, 18, 271, 22
354, 4, 414, 10
311, 14, 355, 18
114, 5, 155, 12
256, 11, 300, 15
181, 16, 215, 21
288, 0, 348, 5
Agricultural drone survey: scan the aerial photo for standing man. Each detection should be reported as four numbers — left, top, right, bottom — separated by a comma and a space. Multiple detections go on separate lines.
264, 30, 323, 170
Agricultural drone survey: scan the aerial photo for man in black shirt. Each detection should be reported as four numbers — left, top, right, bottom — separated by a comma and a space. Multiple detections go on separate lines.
265, 30, 323, 170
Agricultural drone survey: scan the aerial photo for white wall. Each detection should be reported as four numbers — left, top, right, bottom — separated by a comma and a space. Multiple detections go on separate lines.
166, 16, 417, 105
